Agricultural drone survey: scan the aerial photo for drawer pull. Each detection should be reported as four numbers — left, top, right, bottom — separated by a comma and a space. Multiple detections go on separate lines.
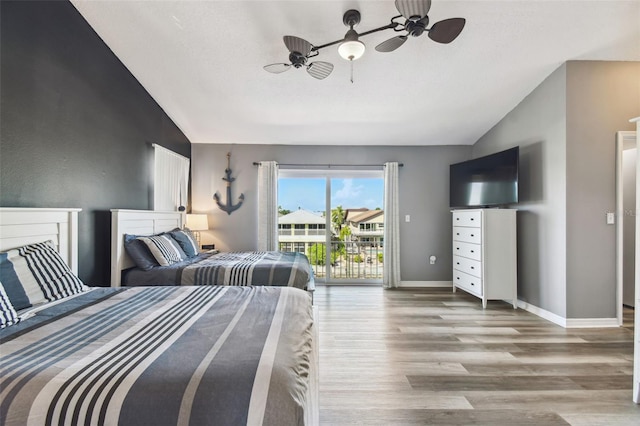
470, 234, 475, 237
470, 282, 475, 286
471, 266, 475, 269
456, 262, 460, 265
456, 233, 460, 236
470, 250, 475, 253
470, 218, 474, 221
456, 247, 460, 250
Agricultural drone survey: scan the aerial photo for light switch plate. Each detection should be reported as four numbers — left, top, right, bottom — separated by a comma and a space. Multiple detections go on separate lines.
606, 212, 615, 225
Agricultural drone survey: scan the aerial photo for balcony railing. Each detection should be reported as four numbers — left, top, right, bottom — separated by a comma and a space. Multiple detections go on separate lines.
279, 240, 383, 280
279, 229, 326, 236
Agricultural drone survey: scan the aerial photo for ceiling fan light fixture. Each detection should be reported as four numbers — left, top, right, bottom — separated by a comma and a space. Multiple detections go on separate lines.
338, 29, 366, 61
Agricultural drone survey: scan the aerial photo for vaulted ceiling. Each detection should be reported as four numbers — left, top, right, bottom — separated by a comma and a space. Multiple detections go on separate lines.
70, 0, 640, 146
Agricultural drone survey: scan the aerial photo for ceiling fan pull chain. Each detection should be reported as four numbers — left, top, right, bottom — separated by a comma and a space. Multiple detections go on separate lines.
350, 60, 354, 83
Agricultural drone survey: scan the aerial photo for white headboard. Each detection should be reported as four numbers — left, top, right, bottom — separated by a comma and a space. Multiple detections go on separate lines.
0, 207, 82, 274
110, 209, 184, 287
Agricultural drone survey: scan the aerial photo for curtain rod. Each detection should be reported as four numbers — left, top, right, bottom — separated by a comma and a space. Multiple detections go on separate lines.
252, 162, 403, 167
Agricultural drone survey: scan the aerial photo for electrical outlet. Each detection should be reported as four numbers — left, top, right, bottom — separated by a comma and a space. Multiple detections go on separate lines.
405, 215, 410, 223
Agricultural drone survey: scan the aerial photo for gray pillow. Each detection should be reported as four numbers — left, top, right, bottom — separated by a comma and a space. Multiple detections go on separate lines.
169, 228, 200, 258
124, 234, 158, 271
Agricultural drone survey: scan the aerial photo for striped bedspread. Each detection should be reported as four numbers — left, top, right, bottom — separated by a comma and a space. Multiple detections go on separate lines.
0, 286, 315, 426
181, 251, 313, 290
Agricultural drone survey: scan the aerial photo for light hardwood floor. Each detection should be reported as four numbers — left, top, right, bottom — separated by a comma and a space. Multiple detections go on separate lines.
315, 286, 639, 425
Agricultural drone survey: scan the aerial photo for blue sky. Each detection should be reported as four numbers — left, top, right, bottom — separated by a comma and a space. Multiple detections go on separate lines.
278, 178, 383, 213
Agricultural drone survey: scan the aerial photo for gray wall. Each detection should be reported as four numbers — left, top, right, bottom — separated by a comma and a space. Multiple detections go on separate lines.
191, 144, 471, 282
473, 60, 640, 320
473, 64, 568, 318
0, 1, 191, 285
565, 61, 640, 318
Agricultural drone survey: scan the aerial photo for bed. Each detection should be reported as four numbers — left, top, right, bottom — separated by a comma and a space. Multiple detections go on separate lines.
0, 207, 319, 426
111, 209, 315, 291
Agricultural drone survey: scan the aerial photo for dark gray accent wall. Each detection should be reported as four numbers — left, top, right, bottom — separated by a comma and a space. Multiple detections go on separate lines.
191, 144, 471, 282
473, 60, 640, 320
0, 1, 191, 285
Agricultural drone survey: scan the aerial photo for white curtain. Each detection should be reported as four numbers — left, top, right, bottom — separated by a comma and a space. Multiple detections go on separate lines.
383, 162, 401, 289
257, 161, 279, 251
153, 144, 190, 211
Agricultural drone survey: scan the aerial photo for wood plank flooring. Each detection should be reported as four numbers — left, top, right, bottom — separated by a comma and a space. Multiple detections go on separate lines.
315, 286, 639, 425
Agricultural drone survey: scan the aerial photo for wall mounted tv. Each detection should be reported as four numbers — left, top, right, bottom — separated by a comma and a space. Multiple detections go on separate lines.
449, 146, 519, 208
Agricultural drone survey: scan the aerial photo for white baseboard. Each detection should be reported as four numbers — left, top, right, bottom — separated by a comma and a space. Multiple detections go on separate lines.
398, 280, 453, 288
518, 300, 619, 328
564, 318, 619, 328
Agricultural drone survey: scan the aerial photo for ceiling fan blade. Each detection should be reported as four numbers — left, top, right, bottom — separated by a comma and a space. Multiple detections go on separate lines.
375, 35, 408, 52
395, 0, 432, 20
428, 18, 466, 44
307, 61, 333, 80
283, 35, 312, 56
263, 63, 291, 74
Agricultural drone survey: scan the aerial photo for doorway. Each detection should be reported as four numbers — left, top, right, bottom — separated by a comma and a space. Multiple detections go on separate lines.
616, 131, 637, 324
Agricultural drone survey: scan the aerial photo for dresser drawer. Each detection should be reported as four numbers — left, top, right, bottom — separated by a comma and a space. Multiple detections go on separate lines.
453, 270, 482, 296
453, 241, 481, 261
453, 227, 481, 244
452, 210, 481, 228
453, 255, 482, 278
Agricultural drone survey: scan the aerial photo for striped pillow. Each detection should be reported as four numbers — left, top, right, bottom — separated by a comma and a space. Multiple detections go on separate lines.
0, 241, 89, 310
169, 228, 200, 258
0, 281, 20, 328
138, 235, 187, 266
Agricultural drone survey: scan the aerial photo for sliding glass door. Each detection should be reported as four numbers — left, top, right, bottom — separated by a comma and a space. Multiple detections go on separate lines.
278, 169, 383, 284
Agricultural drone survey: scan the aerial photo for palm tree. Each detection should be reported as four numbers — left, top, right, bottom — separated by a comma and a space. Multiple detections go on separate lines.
278, 205, 291, 216
331, 205, 345, 232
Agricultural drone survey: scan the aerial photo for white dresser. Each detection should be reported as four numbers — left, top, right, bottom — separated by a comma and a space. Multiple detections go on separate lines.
452, 209, 517, 308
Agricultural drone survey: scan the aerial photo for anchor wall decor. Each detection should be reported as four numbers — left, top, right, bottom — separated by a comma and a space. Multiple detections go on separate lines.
214, 152, 245, 215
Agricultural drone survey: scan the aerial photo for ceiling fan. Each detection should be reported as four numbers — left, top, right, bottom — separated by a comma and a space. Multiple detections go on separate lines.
376, 0, 466, 52
263, 36, 335, 80
263, 0, 465, 80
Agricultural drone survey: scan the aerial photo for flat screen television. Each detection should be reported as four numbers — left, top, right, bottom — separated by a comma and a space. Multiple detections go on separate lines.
449, 147, 519, 208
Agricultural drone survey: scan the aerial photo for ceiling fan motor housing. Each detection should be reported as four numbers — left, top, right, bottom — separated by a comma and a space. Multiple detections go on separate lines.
407, 17, 427, 37
289, 51, 307, 68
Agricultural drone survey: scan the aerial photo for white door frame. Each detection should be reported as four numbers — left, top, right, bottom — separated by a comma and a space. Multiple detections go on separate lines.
615, 131, 637, 325
630, 117, 640, 404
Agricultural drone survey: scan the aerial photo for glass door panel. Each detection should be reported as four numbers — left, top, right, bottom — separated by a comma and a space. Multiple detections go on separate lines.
330, 177, 384, 282
277, 177, 328, 279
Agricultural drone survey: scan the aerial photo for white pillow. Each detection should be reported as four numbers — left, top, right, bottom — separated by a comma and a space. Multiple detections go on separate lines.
138, 235, 187, 266
0, 280, 21, 328
0, 240, 88, 310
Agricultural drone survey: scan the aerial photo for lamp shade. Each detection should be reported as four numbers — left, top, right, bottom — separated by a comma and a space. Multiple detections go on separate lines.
338, 28, 365, 61
186, 214, 209, 231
